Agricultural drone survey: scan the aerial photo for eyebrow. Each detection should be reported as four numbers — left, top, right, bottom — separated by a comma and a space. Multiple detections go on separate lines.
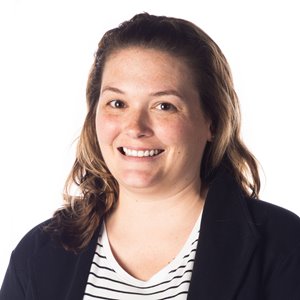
101, 86, 183, 99
149, 90, 183, 99
101, 86, 125, 95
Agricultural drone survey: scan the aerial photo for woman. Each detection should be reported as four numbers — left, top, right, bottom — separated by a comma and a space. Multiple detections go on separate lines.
1, 13, 300, 300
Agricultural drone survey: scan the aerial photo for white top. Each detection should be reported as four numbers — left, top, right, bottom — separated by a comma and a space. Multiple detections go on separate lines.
83, 211, 202, 300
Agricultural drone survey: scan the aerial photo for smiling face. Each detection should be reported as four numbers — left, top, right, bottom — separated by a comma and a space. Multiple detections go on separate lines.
95, 47, 212, 196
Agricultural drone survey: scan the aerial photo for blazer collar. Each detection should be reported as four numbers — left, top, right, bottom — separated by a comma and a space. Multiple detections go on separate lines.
188, 168, 259, 299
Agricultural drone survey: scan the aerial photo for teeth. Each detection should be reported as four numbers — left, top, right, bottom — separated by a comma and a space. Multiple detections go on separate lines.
122, 147, 161, 157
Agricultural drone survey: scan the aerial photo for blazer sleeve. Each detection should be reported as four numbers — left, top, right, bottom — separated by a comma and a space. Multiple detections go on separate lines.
266, 240, 300, 299
0, 221, 51, 300
0, 251, 30, 300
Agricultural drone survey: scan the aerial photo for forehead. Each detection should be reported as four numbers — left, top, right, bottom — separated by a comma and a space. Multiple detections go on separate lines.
106, 46, 178, 62
101, 47, 196, 88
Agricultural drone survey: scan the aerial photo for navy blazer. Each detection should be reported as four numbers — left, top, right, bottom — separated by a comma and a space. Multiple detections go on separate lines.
1, 169, 300, 299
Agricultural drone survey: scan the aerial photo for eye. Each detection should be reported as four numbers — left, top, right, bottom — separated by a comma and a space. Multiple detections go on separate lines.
156, 102, 177, 111
108, 99, 126, 109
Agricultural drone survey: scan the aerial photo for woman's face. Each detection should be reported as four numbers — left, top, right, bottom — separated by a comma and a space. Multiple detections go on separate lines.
96, 47, 211, 195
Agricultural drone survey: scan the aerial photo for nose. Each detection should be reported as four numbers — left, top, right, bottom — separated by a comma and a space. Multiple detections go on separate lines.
124, 109, 153, 138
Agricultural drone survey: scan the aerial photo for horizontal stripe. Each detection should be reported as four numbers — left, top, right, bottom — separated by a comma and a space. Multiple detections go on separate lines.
191, 238, 199, 245
87, 269, 193, 290
84, 292, 118, 300
85, 280, 190, 296
182, 249, 196, 259
168, 259, 195, 274
94, 252, 107, 259
157, 291, 189, 300
91, 262, 115, 273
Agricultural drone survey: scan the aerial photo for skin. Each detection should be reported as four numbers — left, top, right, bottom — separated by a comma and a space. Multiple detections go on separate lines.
95, 47, 212, 280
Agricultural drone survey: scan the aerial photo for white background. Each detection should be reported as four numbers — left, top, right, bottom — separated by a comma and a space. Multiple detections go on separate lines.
0, 0, 299, 283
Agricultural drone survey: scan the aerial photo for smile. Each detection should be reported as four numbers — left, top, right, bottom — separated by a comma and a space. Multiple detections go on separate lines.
119, 147, 164, 157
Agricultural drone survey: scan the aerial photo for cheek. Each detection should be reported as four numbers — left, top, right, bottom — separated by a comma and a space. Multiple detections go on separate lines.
154, 118, 178, 140
156, 117, 210, 155
155, 119, 194, 146
96, 113, 120, 146
158, 115, 200, 138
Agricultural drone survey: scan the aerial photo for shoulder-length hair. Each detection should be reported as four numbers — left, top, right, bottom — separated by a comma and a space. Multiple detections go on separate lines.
47, 13, 260, 252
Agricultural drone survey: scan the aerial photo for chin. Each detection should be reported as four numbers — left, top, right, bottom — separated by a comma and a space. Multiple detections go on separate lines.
121, 179, 157, 190
117, 172, 160, 190
116, 169, 161, 188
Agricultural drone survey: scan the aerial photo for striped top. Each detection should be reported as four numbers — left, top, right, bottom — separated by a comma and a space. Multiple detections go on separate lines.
83, 212, 202, 300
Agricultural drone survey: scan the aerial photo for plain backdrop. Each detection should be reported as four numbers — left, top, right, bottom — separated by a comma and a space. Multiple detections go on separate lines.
0, 0, 299, 283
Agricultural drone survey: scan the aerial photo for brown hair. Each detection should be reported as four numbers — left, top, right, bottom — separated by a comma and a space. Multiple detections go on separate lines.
47, 13, 260, 252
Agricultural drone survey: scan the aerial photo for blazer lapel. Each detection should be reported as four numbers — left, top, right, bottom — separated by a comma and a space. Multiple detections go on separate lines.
188, 169, 259, 299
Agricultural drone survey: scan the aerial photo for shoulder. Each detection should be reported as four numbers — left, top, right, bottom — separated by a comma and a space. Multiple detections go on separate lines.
15, 219, 54, 250
246, 197, 300, 232
244, 199, 300, 297
0, 219, 61, 298
11, 219, 59, 270
245, 198, 300, 256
